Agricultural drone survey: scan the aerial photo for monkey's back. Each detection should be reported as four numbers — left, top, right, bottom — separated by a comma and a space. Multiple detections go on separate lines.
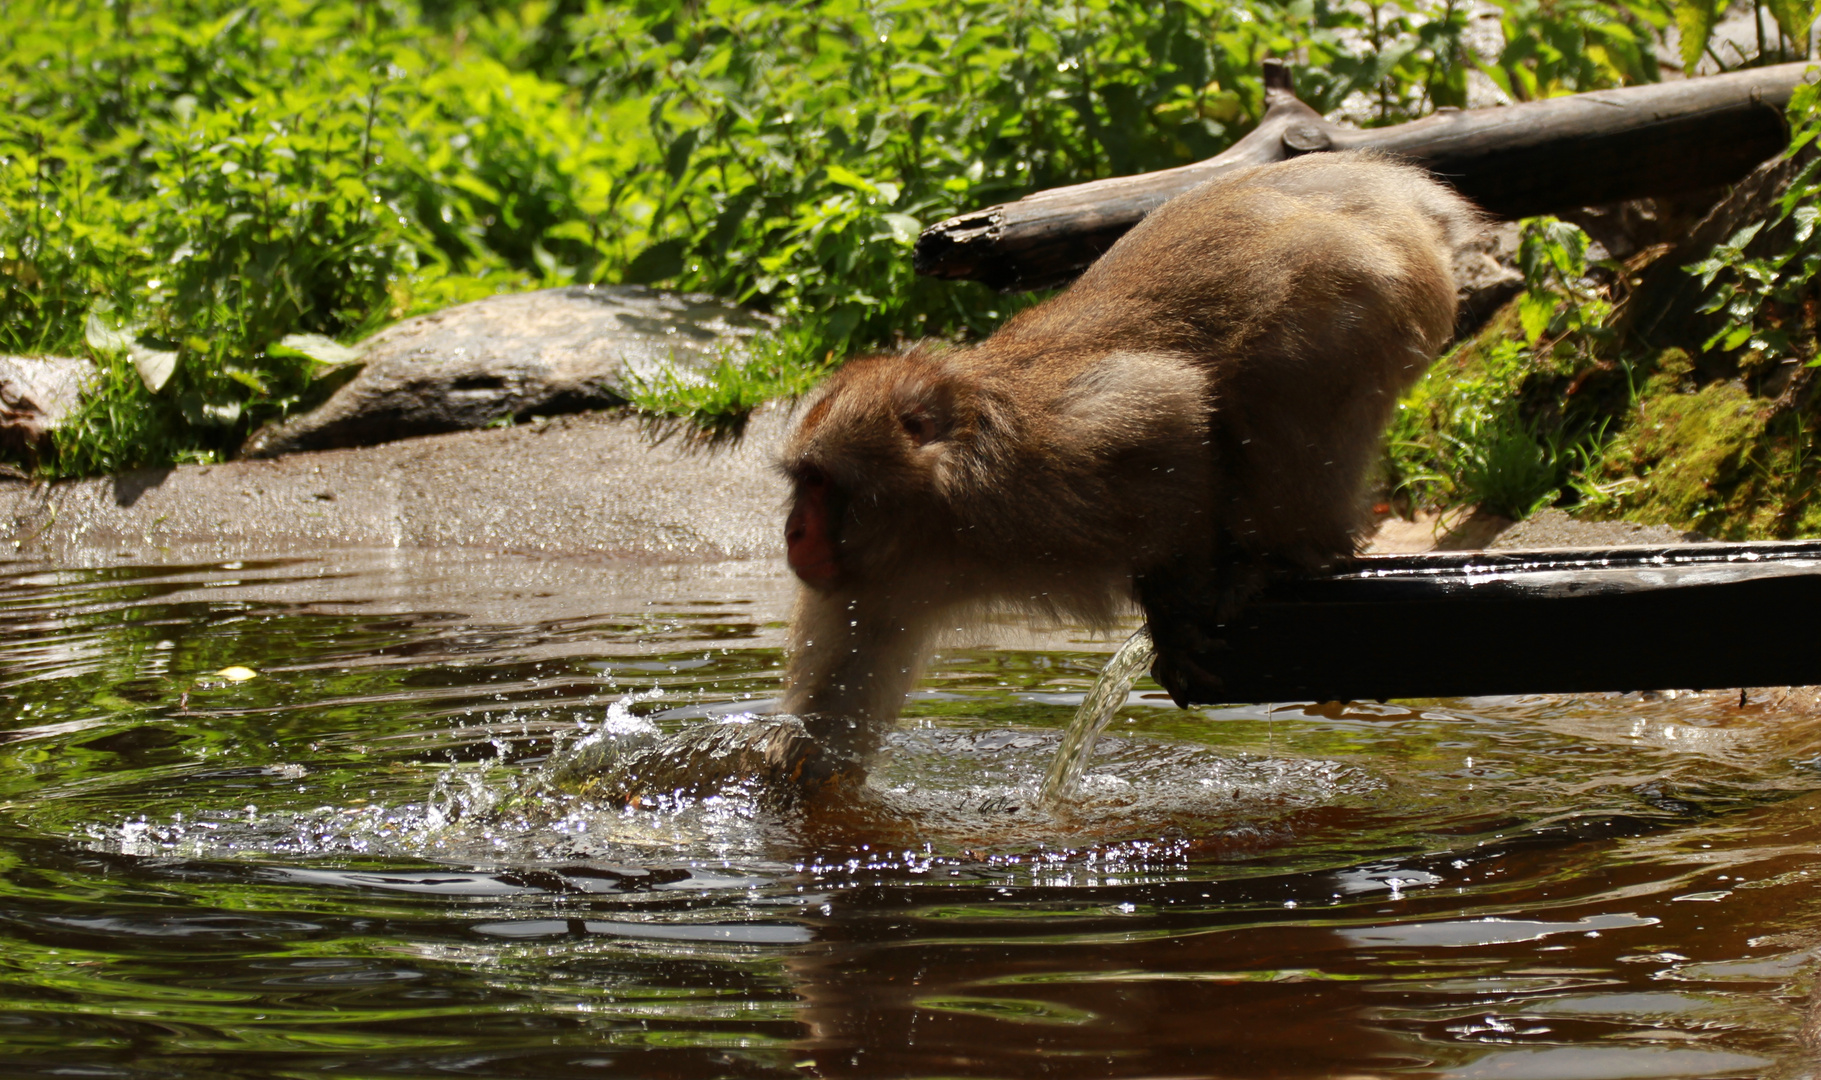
982, 152, 1477, 570
1003, 153, 1469, 375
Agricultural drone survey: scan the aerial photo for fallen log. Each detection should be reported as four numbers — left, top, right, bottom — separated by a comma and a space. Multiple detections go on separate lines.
916, 60, 1813, 291
1152, 541, 1821, 705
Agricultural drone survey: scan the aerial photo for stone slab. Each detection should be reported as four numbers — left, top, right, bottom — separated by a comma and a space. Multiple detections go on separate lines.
3, 405, 793, 564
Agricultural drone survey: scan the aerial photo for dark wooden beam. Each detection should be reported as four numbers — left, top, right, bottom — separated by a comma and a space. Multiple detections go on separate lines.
1154, 541, 1821, 705
916, 61, 1810, 292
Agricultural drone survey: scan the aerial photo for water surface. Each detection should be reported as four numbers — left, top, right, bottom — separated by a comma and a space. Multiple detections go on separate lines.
2, 549, 1819, 1078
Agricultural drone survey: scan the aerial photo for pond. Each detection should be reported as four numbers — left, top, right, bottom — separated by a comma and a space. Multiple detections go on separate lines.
2, 548, 1819, 1078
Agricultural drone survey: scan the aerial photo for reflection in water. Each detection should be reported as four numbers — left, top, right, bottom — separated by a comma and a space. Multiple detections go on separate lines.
2, 549, 1821, 1077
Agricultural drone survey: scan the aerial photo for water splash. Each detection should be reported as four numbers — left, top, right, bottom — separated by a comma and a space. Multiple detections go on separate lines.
1041, 626, 1157, 807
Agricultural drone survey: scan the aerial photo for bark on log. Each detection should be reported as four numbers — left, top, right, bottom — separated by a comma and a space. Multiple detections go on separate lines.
916, 60, 1813, 292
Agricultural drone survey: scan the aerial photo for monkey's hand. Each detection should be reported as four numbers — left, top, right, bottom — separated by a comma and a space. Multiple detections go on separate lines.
1136, 562, 1234, 708
1148, 643, 1227, 709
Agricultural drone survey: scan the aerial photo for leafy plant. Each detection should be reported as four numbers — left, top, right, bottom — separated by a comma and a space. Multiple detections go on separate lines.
2, 0, 1687, 475
1388, 332, 1578, 515
1481, 0, 1667, 101
1440, 404, 1572, 519
620, 320, 840, 441
1673, 0, 1814, 72
1683, 77, 1821, 365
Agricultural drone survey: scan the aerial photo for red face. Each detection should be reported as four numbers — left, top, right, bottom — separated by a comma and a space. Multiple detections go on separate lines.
785, 469, 840, 589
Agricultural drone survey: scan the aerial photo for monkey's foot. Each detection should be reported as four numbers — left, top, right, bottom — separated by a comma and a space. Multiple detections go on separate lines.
1149, 644, 1226, 708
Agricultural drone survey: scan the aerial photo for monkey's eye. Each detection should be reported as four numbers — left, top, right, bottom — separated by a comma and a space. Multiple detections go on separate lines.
899, 410, 936, 447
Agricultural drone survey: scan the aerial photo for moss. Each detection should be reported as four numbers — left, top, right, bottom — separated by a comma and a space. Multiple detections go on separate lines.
1598, 375, 1767, 536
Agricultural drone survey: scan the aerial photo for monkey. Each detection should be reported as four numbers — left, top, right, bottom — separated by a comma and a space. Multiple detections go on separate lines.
777, 151, 1483, 770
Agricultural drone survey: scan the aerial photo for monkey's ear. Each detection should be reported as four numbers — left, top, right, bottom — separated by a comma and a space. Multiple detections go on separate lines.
893, 363, 966, 448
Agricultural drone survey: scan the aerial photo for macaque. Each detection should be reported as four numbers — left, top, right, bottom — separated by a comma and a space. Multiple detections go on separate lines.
779, 152, 1482, 768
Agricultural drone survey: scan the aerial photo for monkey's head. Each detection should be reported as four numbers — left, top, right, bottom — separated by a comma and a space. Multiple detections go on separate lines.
780, 349, 987, 591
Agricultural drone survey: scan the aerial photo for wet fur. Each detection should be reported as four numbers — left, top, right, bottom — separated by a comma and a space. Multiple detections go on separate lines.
779, 153, 1481, 764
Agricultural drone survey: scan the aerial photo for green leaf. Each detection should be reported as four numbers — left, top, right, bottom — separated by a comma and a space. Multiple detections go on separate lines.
879, 213, 922, 245
448, 173, 502, 204
270, 333, 361, 370
178, 390, 241, 428
1518, 291, 1557, 345
1766, 0, 1816, 43
224, 366, 269, 394
665, 128, 699, 180
545, 221, 597, 244
1720, 221, 1765, 256
824, 164, 878, 194
83, 311, 130, 355
130, 344, 178, 393
1674, 0, 1721, 74
623, 238, 686, 284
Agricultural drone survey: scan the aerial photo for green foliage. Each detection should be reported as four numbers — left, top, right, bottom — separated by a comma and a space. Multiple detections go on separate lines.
1480, 0, 1666, 101
1674, 0, 1726, 73
1388, 331, 1588, 517
1389, 220, 1622, 517
1515, 215, 1618, 369
1439, 403, 1574, 520
3, 2, 546, 474
564, 0, 1499, 353
1673, 0, 1815, 72
1683, 77, 1821, 365
620, 321, 841, 441
1391, 73, 1821, 538
4, 0, 1678, 478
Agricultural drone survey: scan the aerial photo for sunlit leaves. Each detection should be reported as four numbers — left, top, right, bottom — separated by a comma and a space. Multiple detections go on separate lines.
1676, 0, 1815, 72
1684, 86, 1821, 366
1, 0, 1687, 475
1481, 0, 1664, 102
1766, 0, 1819, 44
1673, 0, 1726, 74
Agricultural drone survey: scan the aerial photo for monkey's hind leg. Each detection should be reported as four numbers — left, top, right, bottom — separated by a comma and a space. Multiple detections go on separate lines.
1136, 551, 1290, 708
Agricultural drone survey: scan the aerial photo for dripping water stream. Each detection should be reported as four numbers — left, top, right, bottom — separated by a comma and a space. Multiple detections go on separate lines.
1039, 625, 1157, 807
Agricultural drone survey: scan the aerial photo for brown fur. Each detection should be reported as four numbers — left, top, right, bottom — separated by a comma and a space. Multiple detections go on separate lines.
778, 152, 1482, 765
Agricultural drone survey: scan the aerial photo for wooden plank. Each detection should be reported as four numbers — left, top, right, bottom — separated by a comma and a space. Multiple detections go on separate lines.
1157, 541, 1821, 705
915, 61, 1810, 291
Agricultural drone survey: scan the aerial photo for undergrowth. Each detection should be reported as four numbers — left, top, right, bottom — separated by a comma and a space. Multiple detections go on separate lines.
1386, 69, 1821, 537
4, 0, 1678, 476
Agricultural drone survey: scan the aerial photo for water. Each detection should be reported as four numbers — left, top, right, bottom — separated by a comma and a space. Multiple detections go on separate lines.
4, 547, 1821, 1078
1041, 626, 1157, 807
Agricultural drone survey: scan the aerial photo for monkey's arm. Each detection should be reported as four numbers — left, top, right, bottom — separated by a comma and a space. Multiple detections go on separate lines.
781, 589, 939, 768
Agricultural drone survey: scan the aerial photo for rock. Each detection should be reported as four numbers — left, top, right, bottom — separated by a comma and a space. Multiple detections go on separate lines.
1560, 194, 1718, 263
1489, 507, 1708, 549
0, 355, 94, 468
242, 285, 778, 458
2, 404, 795, 562
1453, 220, 1524, 338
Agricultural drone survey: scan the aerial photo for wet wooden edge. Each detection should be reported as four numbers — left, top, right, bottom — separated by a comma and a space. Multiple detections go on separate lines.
1165, 540, 1821, 704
